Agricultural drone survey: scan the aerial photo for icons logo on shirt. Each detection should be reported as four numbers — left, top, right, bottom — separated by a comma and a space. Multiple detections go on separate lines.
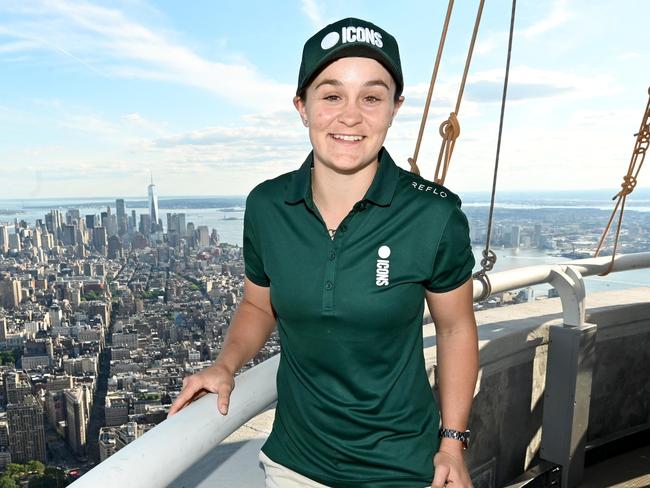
376, 245, 391, 286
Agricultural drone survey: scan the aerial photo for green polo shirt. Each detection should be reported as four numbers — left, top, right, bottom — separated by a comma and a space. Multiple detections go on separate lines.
244, 146, 475, 487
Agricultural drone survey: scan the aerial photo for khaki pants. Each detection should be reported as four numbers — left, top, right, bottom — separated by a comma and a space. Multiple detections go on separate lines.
258, 450, 432, 488
258, 450, 333, 487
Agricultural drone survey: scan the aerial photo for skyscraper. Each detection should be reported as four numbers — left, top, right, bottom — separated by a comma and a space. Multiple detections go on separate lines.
7, 395, 46, 463
197, 226, 210, 247
45, 209, 64, 241
85, 214, 98, 229
31, 227, 42, 249
107, 235, 123, 259
0, 277, 21, 309
64, 386, 90, 458
92, 226, 108, 254
178, 213, 186, 237
139, 215, 151, 236
66, 209, 81, 225
0, 225, 8, 254
7, 233, 21, 252
101, 207, 118, 237
533, 223, 543, 248
116, 199, 127, 236
61, 224, 77, 246
0, 316, 7, 342
165, 213, 187, 247
511, 225, 521, 248
148, 174, 159, 234
4, 371, 32, 405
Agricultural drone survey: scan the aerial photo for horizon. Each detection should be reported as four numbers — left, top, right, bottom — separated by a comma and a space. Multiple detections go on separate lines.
1, 187, 650, 201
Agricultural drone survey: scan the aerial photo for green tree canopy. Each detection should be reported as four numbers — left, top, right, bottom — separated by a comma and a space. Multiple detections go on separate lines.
4, 464, 24, 477
26, 460, 45, 475
0, 475, 18, 488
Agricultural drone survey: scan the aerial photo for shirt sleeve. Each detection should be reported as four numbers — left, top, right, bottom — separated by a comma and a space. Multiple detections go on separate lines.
243, 194, 270, 287
424, 198, 475, 293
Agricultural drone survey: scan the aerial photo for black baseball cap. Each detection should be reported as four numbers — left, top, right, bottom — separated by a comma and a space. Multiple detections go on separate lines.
297, 17, 403, 97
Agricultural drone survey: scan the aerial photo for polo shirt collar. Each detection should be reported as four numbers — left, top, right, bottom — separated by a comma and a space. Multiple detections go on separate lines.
284, 147, 400, 207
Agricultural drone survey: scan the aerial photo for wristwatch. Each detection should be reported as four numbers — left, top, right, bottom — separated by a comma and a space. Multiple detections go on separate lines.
438, 427, 471, 449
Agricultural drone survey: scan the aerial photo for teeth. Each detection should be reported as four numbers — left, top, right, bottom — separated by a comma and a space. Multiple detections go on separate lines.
332, 134, 363, 141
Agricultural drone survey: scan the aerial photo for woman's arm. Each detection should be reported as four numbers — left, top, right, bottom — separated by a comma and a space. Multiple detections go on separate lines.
168, 276, 277, 416
425, 276, 478, 487
214, 276, 278, 375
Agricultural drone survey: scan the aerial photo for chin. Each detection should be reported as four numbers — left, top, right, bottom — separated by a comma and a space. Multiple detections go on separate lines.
313, 141, 381, 170
331, 156, 377, 174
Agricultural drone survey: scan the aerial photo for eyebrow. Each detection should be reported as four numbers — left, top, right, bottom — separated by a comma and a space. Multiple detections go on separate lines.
313, 79, 391, 91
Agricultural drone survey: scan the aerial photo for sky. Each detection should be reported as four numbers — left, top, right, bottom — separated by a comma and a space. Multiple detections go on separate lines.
0, 0, 648, 199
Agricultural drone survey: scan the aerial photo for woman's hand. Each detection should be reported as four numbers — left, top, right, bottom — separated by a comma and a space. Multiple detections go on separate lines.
167, 363, 236, 417
430, 448, 473, 488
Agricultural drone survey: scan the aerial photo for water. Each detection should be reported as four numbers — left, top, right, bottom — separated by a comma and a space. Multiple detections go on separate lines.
0, 198, 246, 248
477, 246, 650, 297
1, 196, 648, 295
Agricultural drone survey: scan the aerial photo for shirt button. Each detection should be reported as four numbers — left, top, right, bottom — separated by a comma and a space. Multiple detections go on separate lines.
328, 250, 336, 261
325, 280, 334, 290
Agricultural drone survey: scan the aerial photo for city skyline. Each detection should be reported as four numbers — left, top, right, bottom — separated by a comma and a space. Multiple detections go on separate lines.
1, 0, 649, 199
0, 174, 647, 481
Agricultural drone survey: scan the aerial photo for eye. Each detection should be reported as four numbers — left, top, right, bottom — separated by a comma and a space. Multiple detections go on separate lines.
364, 95, 382, 103
323, 95, 340, 101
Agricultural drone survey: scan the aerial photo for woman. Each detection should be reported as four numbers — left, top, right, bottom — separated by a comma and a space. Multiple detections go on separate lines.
169, 17, 478, 488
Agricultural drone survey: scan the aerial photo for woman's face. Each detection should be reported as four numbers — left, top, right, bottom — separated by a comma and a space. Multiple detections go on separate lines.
294, 57, 404, 173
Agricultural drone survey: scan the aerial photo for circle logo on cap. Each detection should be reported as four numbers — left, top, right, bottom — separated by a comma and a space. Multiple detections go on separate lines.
320, 32, 339, 50
378, 245, 391, 259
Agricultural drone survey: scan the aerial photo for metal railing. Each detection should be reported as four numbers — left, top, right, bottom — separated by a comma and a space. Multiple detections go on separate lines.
70, 251, 650, 487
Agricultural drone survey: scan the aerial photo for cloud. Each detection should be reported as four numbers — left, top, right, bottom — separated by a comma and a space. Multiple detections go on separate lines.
474, 34, 501, 57
472, 0, 571, 57
618, 51, 641, 61
468, 81, 571, 102
300, 0, 326, 30
0, 40, 40, 52
121, 112, 169, 136
0, 0, 293, 111
149, 124, 305, 148
466, 66, 618, 103
519, 0, 571, 39
59, 112, 120, 136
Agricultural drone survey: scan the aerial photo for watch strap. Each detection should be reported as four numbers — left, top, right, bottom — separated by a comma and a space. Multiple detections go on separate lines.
438, 427, 471, 449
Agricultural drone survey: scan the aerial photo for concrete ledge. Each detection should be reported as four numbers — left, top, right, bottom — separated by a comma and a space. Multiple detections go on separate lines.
422, 287, 650, 487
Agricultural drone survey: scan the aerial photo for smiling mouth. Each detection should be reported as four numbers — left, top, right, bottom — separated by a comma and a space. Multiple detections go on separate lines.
330, 134, 365, 142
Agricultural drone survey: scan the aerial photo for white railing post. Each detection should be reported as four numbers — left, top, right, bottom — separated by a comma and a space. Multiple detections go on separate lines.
541, 265, 597, 487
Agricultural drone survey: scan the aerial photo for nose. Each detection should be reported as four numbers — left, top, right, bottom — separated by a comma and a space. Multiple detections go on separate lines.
337, 99, 362, 126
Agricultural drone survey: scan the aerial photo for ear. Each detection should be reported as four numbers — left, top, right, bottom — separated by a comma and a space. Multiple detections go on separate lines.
293, 95, 307, 122
392, 95, 405, 119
